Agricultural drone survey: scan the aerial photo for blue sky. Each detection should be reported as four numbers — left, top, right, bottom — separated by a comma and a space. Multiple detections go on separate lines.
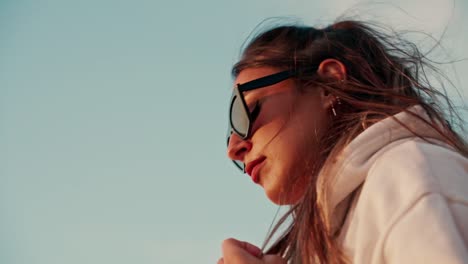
1, 0, 467, 263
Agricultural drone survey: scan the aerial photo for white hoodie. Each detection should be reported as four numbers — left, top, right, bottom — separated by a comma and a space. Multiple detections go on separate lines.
318, 105, 468, 263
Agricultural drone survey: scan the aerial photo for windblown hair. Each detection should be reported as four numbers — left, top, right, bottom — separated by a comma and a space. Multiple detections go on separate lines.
232, 19, 468, 264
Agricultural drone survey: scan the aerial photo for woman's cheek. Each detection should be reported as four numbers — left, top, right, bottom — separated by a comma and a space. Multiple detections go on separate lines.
250, 115, 265, 138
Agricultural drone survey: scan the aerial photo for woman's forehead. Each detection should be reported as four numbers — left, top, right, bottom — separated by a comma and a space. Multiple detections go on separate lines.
234, 67, 282, 85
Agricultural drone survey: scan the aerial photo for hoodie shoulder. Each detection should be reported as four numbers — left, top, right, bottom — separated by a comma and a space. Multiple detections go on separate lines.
351, 138, 468, 233
367, 139, 468, 202
339, 139, 468, 262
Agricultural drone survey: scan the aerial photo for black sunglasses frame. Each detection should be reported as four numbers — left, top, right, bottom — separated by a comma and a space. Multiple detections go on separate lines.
227, 69, 300, 171
230, 70, 298, 138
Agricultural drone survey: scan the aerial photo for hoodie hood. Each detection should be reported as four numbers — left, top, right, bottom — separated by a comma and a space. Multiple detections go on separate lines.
316, 105, 450, 233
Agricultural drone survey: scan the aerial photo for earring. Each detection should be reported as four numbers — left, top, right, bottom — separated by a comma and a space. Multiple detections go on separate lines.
336, 96, 342, 105
331, 96, 341, 117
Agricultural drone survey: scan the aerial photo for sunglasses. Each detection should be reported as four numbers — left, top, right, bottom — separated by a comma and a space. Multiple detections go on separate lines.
226, 69, 300, 171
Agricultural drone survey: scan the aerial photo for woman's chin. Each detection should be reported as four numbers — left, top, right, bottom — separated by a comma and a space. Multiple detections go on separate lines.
264, 187, 297, 205
264, 180, 305, 205
263, 183, 282, 205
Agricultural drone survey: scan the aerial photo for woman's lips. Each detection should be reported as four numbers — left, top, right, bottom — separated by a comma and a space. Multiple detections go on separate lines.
246, 157, 266, 184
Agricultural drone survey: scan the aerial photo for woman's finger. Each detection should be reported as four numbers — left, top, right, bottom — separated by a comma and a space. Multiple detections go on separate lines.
222, 238, 263, 258
221, 238, 262, 263
217, 257, 224, 264
220, 238, 287, 264
239, 240, 264, 258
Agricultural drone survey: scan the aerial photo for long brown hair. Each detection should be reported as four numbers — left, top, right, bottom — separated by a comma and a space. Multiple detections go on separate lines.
232, 20, 468, 263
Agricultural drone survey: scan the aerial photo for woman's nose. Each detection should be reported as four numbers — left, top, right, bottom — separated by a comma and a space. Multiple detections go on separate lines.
227, 133, 252, 162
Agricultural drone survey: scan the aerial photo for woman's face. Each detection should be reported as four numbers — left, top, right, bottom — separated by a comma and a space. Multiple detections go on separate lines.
227, 67, 332, 205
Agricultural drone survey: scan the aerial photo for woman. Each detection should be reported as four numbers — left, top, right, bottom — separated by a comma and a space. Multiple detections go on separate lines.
219, 20, 468, 264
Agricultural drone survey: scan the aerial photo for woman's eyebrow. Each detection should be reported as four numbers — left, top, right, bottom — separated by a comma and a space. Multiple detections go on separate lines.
245, 90, 288, 106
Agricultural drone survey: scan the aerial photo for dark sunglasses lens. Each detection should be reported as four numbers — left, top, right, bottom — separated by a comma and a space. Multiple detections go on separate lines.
230, 95, 249, 138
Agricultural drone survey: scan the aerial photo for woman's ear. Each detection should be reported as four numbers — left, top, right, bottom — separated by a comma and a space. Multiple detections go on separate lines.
317, 58, 347, 81
317, 59, 346, 110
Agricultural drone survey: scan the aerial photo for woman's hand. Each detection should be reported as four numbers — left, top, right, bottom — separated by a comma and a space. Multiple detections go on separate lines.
218, 238, 286, 264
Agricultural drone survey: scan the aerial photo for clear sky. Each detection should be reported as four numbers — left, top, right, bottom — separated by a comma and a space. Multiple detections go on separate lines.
1, 0, 467, 263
